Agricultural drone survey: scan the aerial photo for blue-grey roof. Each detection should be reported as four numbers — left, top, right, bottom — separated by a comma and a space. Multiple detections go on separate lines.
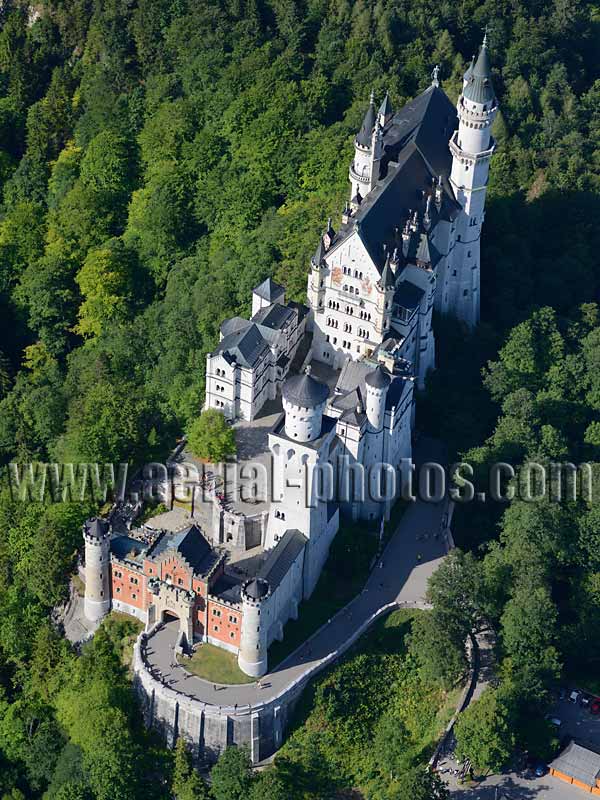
333, 356, 411, 416
214, 323, 269, 368
463, 40, 494, 104
365, 365, 391, 389
356, 98, 376, 147
258, 529, 307, 591
331, 86, 460, 273
86, 518, 109, 539
110, 534, 148, 563
253, 278, 284, 302
148, 524, 215, 575
550, 741, 600, 787
244, 577, 270, 599
282, 367, 329, 407
252, 302, 294, 330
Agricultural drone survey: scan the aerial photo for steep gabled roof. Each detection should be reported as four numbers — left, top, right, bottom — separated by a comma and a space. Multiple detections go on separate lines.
148, 524, 216, 576
214, 323, 269, 368
327, 85, 460, 273
258, 529, 307, 592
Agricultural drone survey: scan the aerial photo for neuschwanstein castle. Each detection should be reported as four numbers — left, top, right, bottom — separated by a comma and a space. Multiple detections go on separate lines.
83, 40, 497, 678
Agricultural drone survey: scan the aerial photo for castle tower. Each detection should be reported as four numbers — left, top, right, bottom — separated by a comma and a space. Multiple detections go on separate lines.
373, 255, 395, 337
281, 365, 329, 442
238, 578, 271, 677
365, 365, 391, 434
448, 33, 498, 328
349, 91, 383, 200
83, 518, 111, 623
362, 365, 392, 519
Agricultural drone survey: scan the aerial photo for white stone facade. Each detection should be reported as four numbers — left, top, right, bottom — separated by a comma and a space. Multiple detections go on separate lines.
205, 279, 308, 421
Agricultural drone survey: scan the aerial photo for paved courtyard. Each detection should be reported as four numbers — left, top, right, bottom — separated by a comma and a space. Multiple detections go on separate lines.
142, 438, 450, 708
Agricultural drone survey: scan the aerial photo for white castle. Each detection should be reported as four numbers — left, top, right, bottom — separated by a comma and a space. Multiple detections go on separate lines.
84, 42, 497, 678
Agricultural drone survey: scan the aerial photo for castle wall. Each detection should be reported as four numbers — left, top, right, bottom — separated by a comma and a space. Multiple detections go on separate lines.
133, 600, 418, 765
206, 600, 242, 649
111, 562, 146, 611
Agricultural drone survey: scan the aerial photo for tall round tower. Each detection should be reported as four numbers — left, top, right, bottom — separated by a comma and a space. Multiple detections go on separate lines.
448, 33, 498, 328
349, 91, 376, 200
365, 365, 391, 433
238, 578, 271, 677
281, 366, 329, 443
83, 518, 111, 623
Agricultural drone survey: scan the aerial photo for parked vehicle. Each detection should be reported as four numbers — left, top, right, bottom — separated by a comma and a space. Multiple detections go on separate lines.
591, 699, 600, 715
534, 762, 548, 777
570, 690, 581, 703
545, 716, 562, 728
559, 687, 567, 701
580, 693, 592, 708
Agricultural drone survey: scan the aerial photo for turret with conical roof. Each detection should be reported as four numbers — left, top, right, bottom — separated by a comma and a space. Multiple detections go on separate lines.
365, 364, 390, 432
447, 30, 499, 330
282, 365, 329, 442
349, 91, 383, 201
356, 90, 376, 147
463, 33, 495, 105
238, 577, 271, 677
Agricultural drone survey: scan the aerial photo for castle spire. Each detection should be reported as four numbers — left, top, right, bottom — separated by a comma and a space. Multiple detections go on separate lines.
356, 91, 376, 147
378, 91, 393, 126
463, 32, 494, 104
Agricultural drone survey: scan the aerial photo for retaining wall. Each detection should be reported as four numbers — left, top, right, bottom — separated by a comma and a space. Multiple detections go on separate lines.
133, 600, 429, 765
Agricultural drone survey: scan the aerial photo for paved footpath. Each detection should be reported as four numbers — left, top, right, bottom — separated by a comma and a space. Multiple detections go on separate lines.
143, 438, 450, 707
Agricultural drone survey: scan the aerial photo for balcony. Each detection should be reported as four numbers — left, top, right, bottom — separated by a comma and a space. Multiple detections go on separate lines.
349, 162, 370, 185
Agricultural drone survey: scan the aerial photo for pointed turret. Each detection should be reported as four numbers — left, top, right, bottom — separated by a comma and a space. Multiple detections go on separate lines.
324, 217, 335, 248
463, 34, 494, 105
379, 255, 395, 289
415, 233, 432, 267
356, 90, 376, 147
312, 236, 325, 268
378, 92, 393, 127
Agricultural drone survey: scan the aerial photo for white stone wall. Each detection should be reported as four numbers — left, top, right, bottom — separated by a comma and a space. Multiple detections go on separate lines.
311, 233, 385, 369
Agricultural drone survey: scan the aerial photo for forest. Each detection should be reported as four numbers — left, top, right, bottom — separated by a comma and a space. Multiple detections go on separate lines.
1, 0, 600, 797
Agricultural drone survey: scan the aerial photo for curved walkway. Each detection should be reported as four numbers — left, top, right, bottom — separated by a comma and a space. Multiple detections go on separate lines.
141, 438, 451, 708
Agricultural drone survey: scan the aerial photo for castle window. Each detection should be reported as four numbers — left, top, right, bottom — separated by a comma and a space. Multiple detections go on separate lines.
116, 587, 121, 593
230, 632, 235, 639
452, 270, 457, 276
463, 290, 469, 296
178, 578, 183, 586
467, 250, 471, 258
229, 615, 237, 624
132, 593, 136, 600
214, 626, 219, 632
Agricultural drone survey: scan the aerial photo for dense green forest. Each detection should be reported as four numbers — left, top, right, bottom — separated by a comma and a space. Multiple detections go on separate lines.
1, 0, 600, 796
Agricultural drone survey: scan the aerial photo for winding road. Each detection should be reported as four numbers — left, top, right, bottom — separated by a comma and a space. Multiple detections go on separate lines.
142, 438, 451, 708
